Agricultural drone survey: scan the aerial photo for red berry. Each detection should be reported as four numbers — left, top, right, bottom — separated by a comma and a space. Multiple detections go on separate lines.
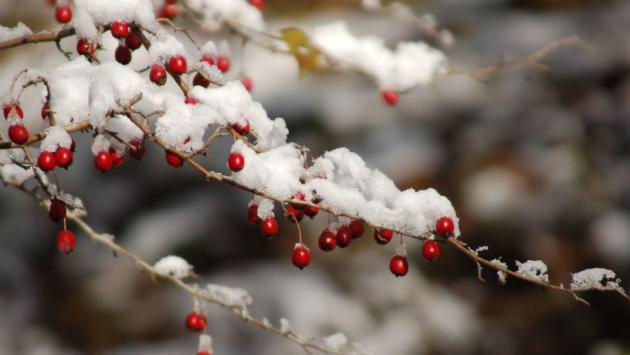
165, 151, 183, 167
250, 0, 265, 9
125, 31, 142, 50
49, 198, 66, 223
349, 219, 364, 239
248, 204, 260, 224
285, 205, 304, 222
292, 244, 311, 269
115, 45, 132, 65
193, 73, 210, 88
375, 228, 393, 245
382, 90, 399, 106
76, 38, 95, 57
304, 205, 319, 218
3, 103, 24, 119
109, 148, 124, 167
54, 147, 73, 168
150, 64, 167, 85
185, 312, 207, 332
110, 20, 130, 39
38, 151, 56, 171
336, 225, 352, 248
184, 96, 198, 105
41, 103, 51, 120
56, 230, 76, 254
95, 151, 113, 172
217, 55, 230, 72
129, 139, 146, 160
232, 121, 250, 135
55, 4, 72, 24
435, 216, 454, 236
227, 152, 244, 172
201, 56, 215, 66
318, 229, 336, 252
389, 255, 409, 277
261, 216, 278, 237
422, 240, 441, 262
197, 352, 211, 355
169, 55, 187, 74
157, 4, 178, 19
241, 77, 253, 92
8, 123, 29, 144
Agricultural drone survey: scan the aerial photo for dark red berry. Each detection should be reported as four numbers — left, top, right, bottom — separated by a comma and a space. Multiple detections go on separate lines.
422, 240, 441, 262
318, 229, 336, 252
8, 123, 29, 144
55, 4, 72, 24
3, 103, 24, 119
389, 255, 408, 277
115, 45, 132, 65
184, 96, 198, 105
185, 312, 207, 332
250, 0, 265, 9
129, 139, 146, 160
168, 55, 187, 74
76, 38, 95, 57
227, 152, 244, 172
109, 148, 124, 167
217, 55, 230, 72
292, 244, 311, 269
382, 90, 398, 106
435, 216, 454, 236
286, 205, 304, 222
336, 225, 352, 248
41, 103, 51, 120
110, 20, 130, 39
232, 121, 250, 135
38, 151, 56, 171
165, 151, 183, 167
349, 219, 364, 239
125, 31, 142, 50
49, 199, 66, 222
304, 205, 319, 218
193, 73, 210, 88
261, 216, 278, 237
54, 147, 73, 168
150, 64, 167, 85
95, 151, 113, 172
248, 204, 260, 224
375, 228, 393, 245
241, 76, 253, 92
56, 230, 76, 254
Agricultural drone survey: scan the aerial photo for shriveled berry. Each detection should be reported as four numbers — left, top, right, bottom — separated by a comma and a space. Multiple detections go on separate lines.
389, 255, 409, 277
3, 102, 24, 119
349, 219, 364, 239
422, 240, 441, 262
165, 151, 183, 167
115, 45, 132, 65
125, 31, 142, 50
435, 216, 454, 236
56, 230, 76, 254
292, 244, 311, 269
304, 205, 319, 218
227, 152, 245, 172
232, 120, 250, 135
76, 38, 95, 57
95, 151, 113, 172
261, 216, 278, 237
192, 73, 210, 88
168, 55, 187, 74
55, 4, 72, 24
286, 205, 304, 223
318, 229, 336, 252
150, 64, 167, 86
248, 204, 260, 224
217, 55, 230, 73
41, 103, 51, 120
49, 199, 66, 222
129, 139, 146, 160
54, 147, 73, 168
185, 312, 207, 332
109, 148, 124, 167
8, 123, 29, 144
375, 228, 393, 245
38, 151, 56, 171
336, 225, 352, 248
110, 20, 130, 39
382, 90, 398, 106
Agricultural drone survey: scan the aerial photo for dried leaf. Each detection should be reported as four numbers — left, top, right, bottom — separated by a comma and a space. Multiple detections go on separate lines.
280, 27, 323, 75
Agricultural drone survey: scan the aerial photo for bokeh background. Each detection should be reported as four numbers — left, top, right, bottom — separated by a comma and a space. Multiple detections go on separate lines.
1, 0, 629, 354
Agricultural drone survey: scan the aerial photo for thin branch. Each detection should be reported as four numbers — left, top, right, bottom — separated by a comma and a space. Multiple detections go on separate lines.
0, 27, 76, 51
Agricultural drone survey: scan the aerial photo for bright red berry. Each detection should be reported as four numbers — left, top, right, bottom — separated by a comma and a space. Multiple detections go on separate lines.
193, 73, 210, 88
336, 225, 352, 248
349, 219, 364, 239
435, 216, 454, 236
261, 216, 278, 237
247, 204, 260, 224
109, 148, 124, 167
3, 103, 24, 119
292, 244, 311, 269
375, 228, 393, 245
168, 55, 187, 74
56, 230, 76, 254
150, 64, 167, 85
8, 123, 29, 144
241, 77, 253, 92
49, 198, 66, 223
201, 56, 215, 66
318, 229, 336, 252
389, 255, 409, 277
54, 147, 73, 168
232, 121, 250, 135
217, 55, 230, 72
95, 151, 113, 172
41, 103, 51, 120
304, 205, 319, 218
227, 152, 244, 172
422, 240, 441, 262
197, 352, 211, 355
115, 45, 132, 65
110, 20, 130, 39
125, 31, 142, 50
129, 139, 146, 160
55, 4, 72, 24
76, 38, 95, 57
185, 312, 207, 332
38, 151, 56, 171
165, 151, 183, 167
382, 90, 398, 106
250, 0, 265, 9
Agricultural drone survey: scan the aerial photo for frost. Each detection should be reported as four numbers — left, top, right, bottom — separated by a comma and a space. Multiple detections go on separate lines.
491, 258, 508, 285
153, 255, 193, 279
0, 22, 32, 42
570, 268, 622, 291
515, 260, 549, 283
204, 284, 253, 307
323, 332, 348, 351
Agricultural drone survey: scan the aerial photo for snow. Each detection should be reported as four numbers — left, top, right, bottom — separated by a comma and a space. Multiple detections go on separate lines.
153, 255, 193, 279
570, 268, 622, 291
322, 332, 348, 351
311, 22, 446, 91
186, 0, 266, 31
490, 258, 508, 285
204, 284, 252, 307
147, 30, 188, 61
0, 23, 32, 42
198, 334, 213, 353
0, 164, 33, 185
515, 260, 549, 283
279, 318, 292, 334
40, 126, 72, 152
73, 0, 159, 40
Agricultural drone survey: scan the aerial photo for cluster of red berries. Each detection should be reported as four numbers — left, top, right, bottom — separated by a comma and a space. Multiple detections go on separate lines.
47, 197, 77, 253
94, 141, 145, 172
38, 145, 74, 171
247, 204, 279, 237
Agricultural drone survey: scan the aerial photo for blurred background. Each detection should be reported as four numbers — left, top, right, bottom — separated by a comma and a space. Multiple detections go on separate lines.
1, 0, 629, 354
